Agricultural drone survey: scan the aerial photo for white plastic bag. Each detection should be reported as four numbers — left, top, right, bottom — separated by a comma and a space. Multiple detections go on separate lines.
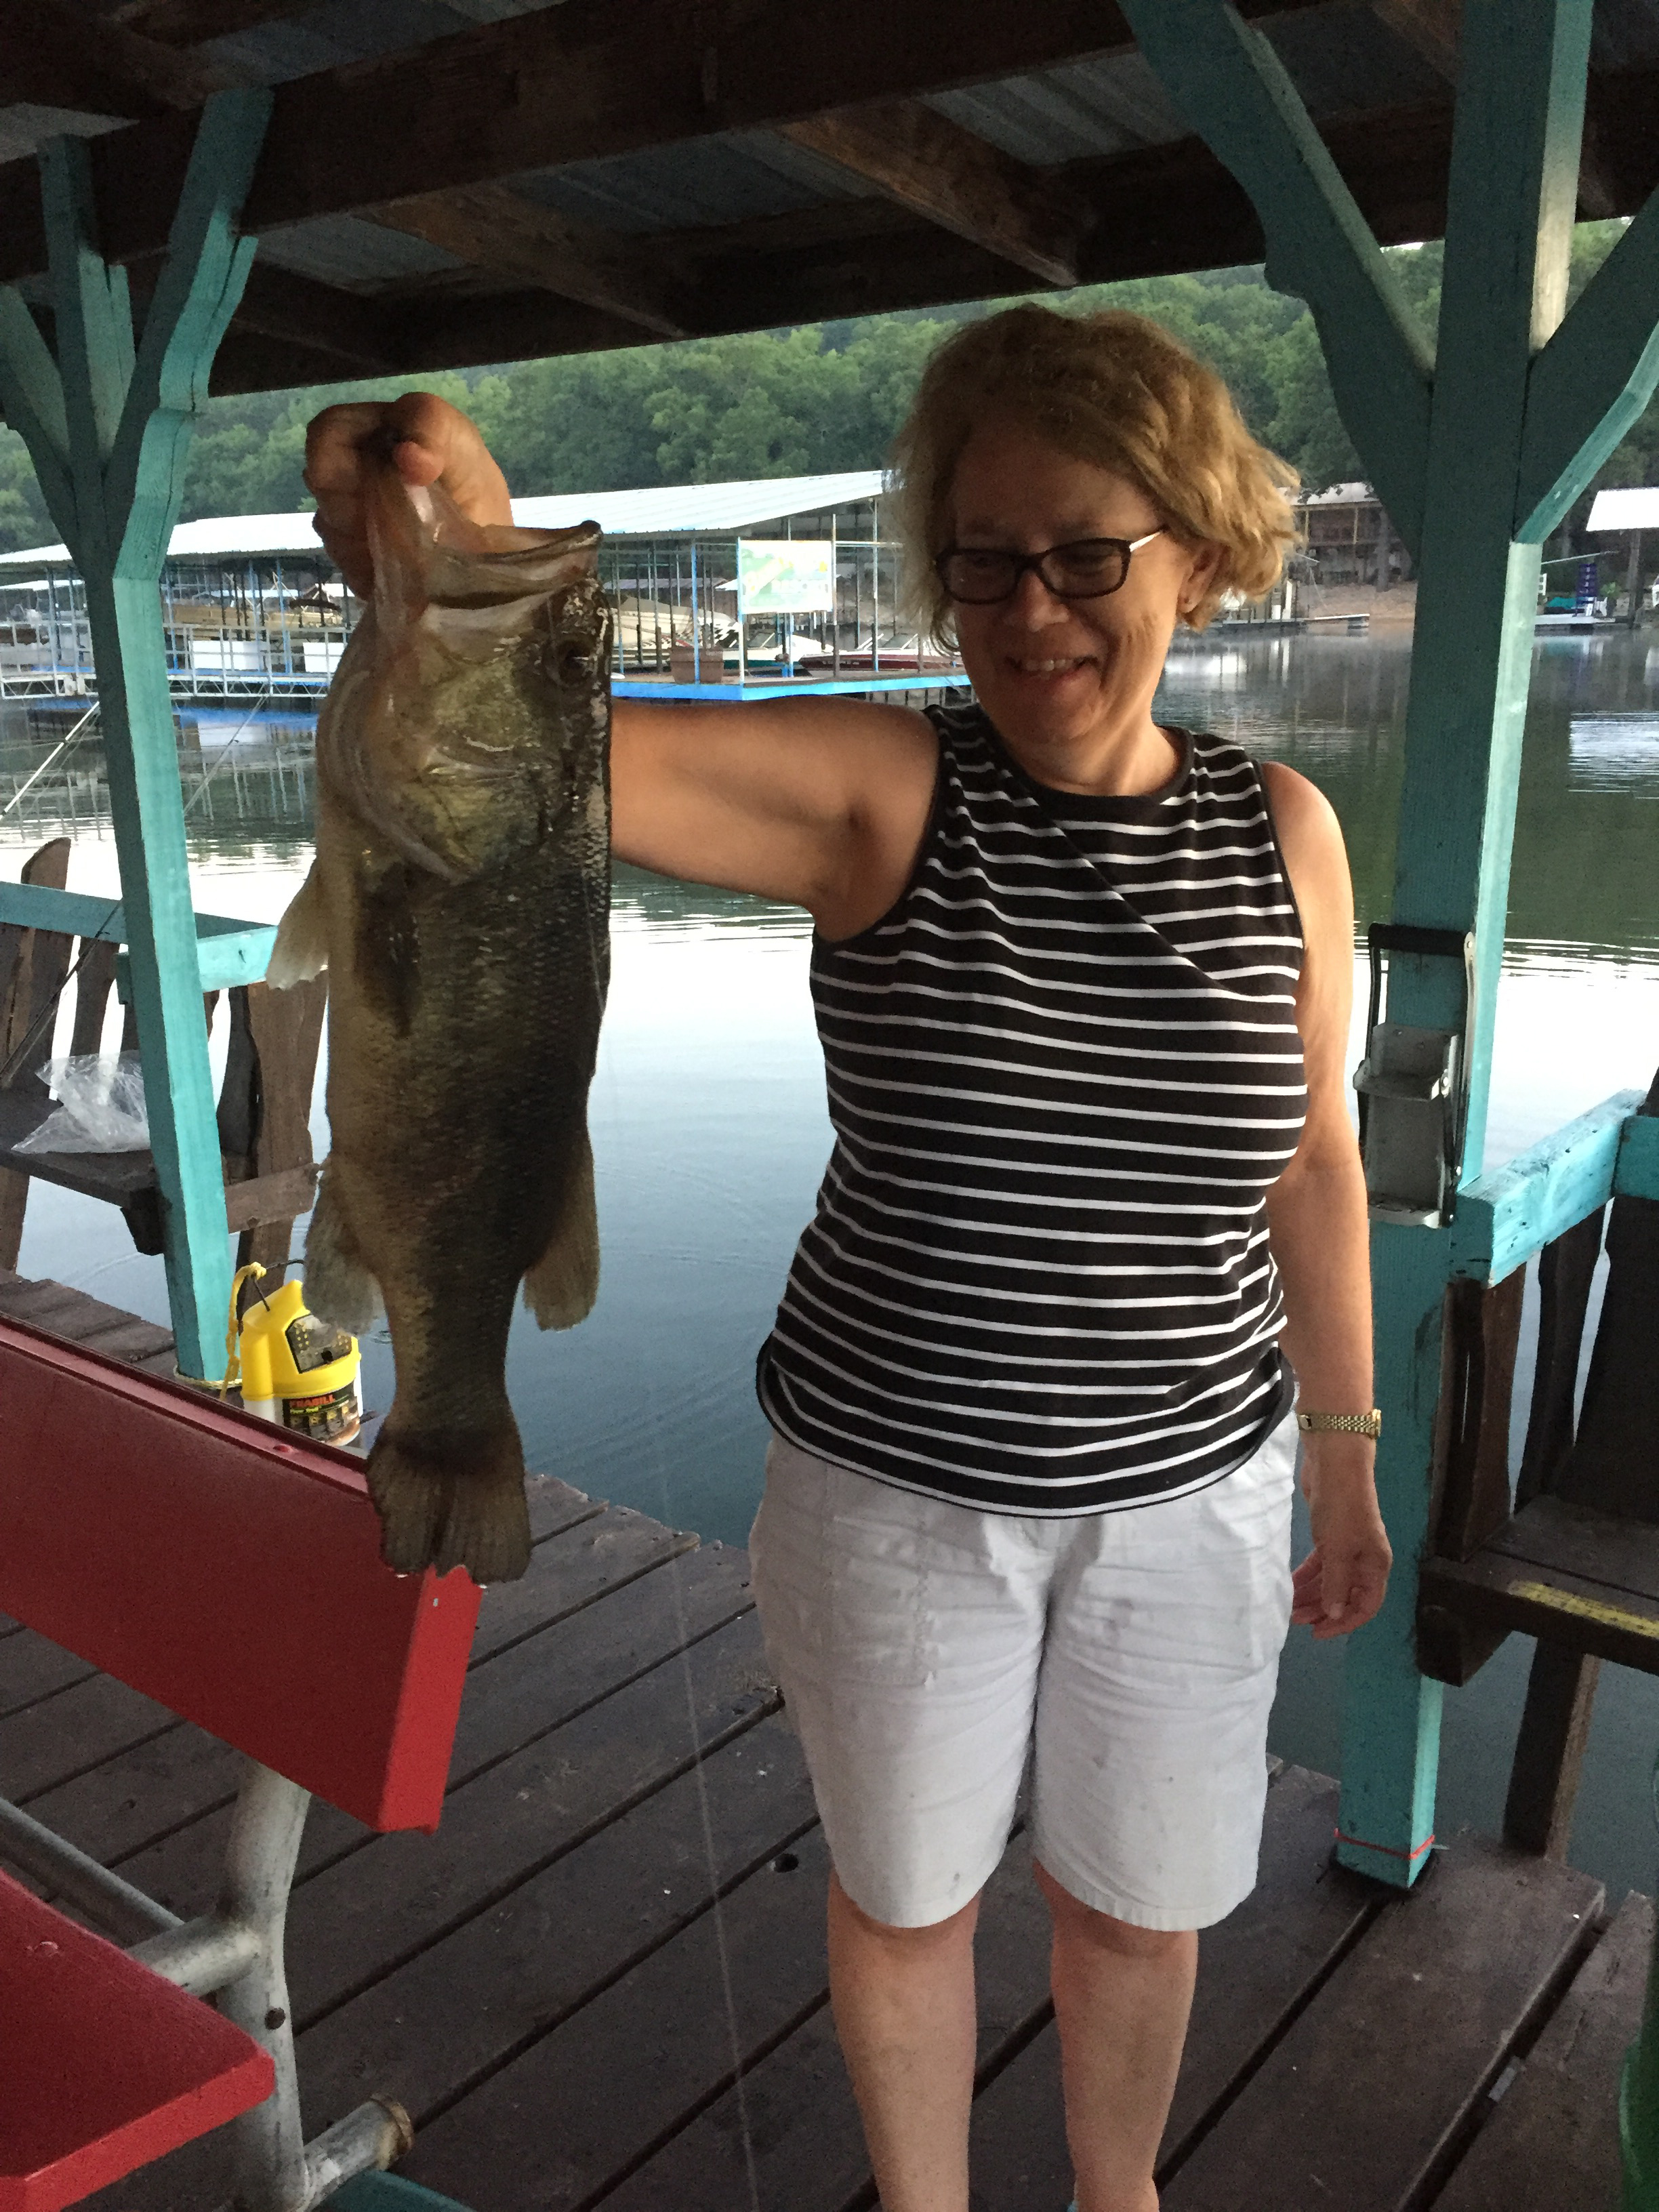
17, 1052, 150, 1154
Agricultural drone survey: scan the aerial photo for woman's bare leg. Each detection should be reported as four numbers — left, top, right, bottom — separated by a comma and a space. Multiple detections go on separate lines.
1035, 1860, 1197, 2212
827, 1870, 981, 2212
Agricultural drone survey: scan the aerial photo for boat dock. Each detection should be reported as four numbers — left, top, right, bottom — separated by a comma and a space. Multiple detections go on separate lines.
0, 1268, 1644, 2212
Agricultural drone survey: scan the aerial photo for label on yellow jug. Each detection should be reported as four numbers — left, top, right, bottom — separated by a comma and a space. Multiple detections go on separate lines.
281, 1382, 361, 1445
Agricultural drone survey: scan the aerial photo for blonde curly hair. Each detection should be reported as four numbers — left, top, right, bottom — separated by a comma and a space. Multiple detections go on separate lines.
890, 303, 1300, 642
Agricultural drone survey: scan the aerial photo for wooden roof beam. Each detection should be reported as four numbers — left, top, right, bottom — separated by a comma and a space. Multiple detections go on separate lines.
1369, 0, 1460, 81
109, 0, 325, 43
231, 263, 404, 375
367, 185, 695, 342
0, 0, 1345, 285
1368, 0, 1614, 214
0, 0, 222, 119
777, 100, 1091, 288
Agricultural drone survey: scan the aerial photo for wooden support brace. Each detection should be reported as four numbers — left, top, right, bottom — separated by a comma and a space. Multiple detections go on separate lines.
1116, 0, 1433, 554
368, 184, 696, 343
1515, 182, 1659, 541
777, 100, 1091, 288
1503, 1641, 1599, 1860
0, 88, 270, 1378
1516, 1206, 1605, 1508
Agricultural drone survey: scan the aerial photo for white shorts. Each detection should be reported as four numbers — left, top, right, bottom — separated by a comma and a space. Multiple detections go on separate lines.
749, 1416, 1297, 1931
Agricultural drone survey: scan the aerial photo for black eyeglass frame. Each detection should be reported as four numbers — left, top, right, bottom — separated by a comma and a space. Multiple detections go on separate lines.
933, 529, 1166, 606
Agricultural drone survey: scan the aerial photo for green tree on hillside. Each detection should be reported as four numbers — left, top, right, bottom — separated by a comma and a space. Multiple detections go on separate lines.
0, 224, 1647, 555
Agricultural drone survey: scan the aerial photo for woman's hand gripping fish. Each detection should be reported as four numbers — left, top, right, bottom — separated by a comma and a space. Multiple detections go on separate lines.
270, 466, 611, 1584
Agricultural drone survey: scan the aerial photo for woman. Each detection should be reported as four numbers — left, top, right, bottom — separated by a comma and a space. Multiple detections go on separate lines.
308, 304, 1391, 2212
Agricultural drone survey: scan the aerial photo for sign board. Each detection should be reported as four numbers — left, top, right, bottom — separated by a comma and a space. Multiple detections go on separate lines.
736, 540, 835, 616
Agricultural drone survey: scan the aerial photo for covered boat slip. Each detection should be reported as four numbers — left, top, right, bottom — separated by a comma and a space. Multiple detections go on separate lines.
0, 1263, 1643, 2212
1, 0, 1659, 2205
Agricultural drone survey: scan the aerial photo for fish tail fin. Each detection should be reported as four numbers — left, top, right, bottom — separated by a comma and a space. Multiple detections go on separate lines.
366, 1418, 532, 1584
302, 1163, 384, 1335
268, 860, 329, 987
523, 1128, 600, 1330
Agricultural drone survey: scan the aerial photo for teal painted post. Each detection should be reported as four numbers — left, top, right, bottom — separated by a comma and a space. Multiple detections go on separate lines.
1120, 0, 1659, 1888
1336, 8, 1593, 1884
0, 91, 270, 1378
1336, 1, 1593, 1884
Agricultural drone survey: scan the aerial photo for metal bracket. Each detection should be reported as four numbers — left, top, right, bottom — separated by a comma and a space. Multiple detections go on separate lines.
1354, 923, 1475, 1227
1, 1757, 411, 2211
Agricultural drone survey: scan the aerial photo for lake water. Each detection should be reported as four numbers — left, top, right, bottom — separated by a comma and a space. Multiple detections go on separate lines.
4, 628, 1659, 1898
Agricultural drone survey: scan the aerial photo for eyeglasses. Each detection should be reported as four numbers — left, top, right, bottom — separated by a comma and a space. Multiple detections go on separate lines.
934, 530, 1166, 606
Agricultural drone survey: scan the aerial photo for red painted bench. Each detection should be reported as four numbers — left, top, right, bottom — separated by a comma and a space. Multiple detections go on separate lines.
0, 1311, 482, 2212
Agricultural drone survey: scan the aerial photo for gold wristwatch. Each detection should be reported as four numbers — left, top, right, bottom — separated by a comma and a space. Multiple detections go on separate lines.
1296, 1408, 1382, 1439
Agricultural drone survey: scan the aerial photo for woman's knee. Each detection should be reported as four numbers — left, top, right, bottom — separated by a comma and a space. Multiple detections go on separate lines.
1033, 1859, 1193, 1959
829, 1868, 982, 1952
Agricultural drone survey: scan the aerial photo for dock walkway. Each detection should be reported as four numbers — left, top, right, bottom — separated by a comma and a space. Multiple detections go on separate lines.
0, 1267, 1647, 2212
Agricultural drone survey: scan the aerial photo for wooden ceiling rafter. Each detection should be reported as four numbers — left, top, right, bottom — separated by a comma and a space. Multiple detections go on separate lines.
365, 184, 696, 342
108, 0, 323, 45
1366, 0, 1618, 216
0, 0, 1351, 285
201, 94, 1454, 393
777, 98, 1093, 288
232, 262, 405, 374
1368, 0, 1460, 80
0, 0, 225, 119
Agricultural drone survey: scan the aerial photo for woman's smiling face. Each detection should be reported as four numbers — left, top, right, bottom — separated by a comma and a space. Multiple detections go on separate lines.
944, 418, 1221, 787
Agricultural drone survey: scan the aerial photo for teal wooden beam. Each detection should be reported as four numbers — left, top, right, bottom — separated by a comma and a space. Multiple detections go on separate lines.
1515, 184, 1659, 542
1115, 0, 1433, 556
0, 87, 270, 1380
116, 928, 277, 998
1448, 1090, 1643, 1282
1122, 0, 1614, 1890
0, 291, 74, 539
1334, 1225, 1448, 1887
1341, 0, 1593, 1888
329, 2176, 473, 2211
1618, 1115, 1659, 1202
0, 880, 275, 997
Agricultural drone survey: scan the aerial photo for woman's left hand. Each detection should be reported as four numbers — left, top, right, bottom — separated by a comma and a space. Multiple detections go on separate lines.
1291, 1442, 1392, 1639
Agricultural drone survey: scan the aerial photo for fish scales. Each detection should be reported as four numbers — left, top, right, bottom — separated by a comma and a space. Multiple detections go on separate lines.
270, 471, 611, 1583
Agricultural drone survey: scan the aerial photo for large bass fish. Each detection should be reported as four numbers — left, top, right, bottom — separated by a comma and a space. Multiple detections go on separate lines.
270, 468, 610, 1584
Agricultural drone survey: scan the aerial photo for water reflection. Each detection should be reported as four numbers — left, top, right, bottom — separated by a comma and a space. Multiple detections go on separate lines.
5, 633, 1659, 1898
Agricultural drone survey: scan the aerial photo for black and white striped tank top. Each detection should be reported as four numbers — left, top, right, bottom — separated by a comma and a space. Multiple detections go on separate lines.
756, 702, 1307, 1515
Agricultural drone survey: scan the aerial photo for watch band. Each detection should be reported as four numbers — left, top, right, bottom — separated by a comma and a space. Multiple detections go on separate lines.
1296, 1408, 1382, 1439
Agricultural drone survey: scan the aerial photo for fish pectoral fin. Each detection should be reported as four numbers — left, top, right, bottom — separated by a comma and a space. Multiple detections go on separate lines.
268, 861, 330, 987
523, 1128, 600, 1331
302, 1164, 384, 1336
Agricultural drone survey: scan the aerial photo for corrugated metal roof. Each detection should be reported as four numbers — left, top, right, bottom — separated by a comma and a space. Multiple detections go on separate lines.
1587, 487, 1659, 531
1, 1, 1655, 386
512, 469, 886, 533
0, 470, 888, 567
1300, 482, 1376, 506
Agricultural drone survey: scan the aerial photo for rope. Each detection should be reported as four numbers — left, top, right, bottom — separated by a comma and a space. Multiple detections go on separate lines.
218, 1260, 270, 1397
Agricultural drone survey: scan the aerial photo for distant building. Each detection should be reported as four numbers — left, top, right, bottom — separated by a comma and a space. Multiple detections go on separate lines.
1298, 483, 1411, 588
0, 470, 960, 702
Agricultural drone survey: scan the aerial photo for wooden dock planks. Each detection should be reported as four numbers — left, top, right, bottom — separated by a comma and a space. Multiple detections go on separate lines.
1, 1272, 1650, 2212
1433, 1892, 1653, 2212
1160, 1839, 1605, 2212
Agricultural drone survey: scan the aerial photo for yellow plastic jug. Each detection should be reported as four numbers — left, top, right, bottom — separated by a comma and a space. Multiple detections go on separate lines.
234, 1271, 363, 1446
